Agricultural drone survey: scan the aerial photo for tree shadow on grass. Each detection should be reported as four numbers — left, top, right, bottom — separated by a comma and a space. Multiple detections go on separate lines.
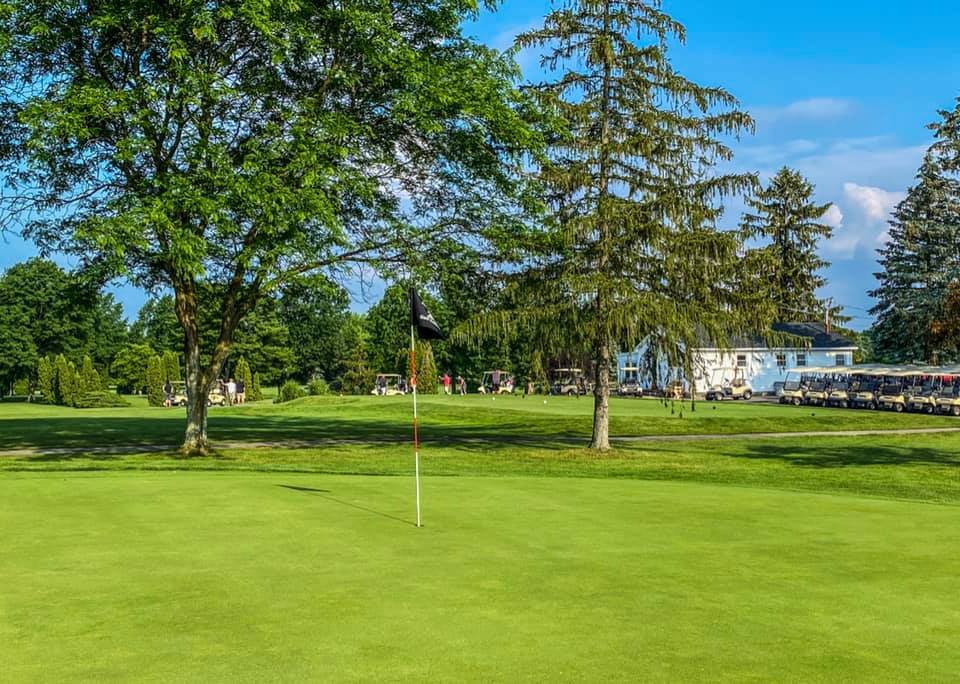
276, 484, 416, 527
712, 442, 960, 469
0, 413, 585, 451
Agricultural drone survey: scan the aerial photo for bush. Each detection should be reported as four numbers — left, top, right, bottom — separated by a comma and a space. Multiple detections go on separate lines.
73, 391, 131, 409
307, 378, 330, 396
146, 355, 165, 407
275, 380, 306, 404
250, 372, 264, 401
12, 378, 30, 396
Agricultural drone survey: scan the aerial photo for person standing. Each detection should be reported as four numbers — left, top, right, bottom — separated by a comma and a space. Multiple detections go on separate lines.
492, 369, 501, 394
163, 380, 173, 408
236, 378, 246, 404
525, 380, 533, 398
457, 376, 467, 396
226, 378, 237, 406
442, 372, 451, 395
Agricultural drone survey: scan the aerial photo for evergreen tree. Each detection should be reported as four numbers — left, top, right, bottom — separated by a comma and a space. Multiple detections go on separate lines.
411, 342, 439, 394
146, 356, 165, 407
162, 351, 182, 383
37, 356, 55, 403
54, 354, 80, 407
740, 167, 837, 321
250, 372, 264, 402
339, 347, 376, 396
80, 356, 100, 394
511, 0, 775, 449
235, 357, 254, 399
871, 101, 960, 363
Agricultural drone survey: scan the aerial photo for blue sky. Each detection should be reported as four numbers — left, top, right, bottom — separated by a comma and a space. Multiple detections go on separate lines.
3, 0, 959, 328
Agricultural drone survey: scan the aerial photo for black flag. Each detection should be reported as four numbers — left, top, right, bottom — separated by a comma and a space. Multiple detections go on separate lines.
409, 288, 445, 340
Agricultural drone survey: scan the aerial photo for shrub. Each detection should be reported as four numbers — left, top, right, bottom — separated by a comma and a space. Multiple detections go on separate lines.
80, 356, 100, 394
145, 355, 165, 407
250, 372, 264, 401
275, 379, 306, 404
162, 351, 181, 383
73, 391, 131, 409
12, 378, 30, 396
54, 355, 80, 407
307, 378, 329, 396
235, 357, 254, 399
37, 356, 55, 402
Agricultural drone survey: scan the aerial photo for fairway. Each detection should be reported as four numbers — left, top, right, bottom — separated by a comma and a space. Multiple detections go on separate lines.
2, 472, 959, 681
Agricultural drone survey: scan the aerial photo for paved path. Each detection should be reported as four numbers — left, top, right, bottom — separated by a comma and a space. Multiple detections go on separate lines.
2, 426, 959, 458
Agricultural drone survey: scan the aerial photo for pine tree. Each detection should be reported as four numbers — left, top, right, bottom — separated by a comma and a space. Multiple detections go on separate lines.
512, 0, 775, 449
871, 101, 960, 363
54, 355, 80, 407
411, 342, 439, 394
741, 167, 837, 321
145, 356, 165, 407
161, 351, 181, 383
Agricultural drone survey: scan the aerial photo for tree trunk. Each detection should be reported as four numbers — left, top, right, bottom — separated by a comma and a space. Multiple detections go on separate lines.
590, 344, 611, 450
182, 338, 211, 455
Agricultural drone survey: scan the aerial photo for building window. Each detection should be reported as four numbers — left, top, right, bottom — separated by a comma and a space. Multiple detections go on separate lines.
836, 354, 847, 366
797, 353, 807, 367
776, 352, 786, 368
736, 354, 747, 368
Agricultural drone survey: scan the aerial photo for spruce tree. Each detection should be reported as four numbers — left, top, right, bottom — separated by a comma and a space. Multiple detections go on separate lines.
871, 101, 960, 363
741, 167, 837, 321
235, 357, 254, 400
250, 373, 264, 402
513, 0, 775, 449
37, 356, 55, 403
80, 356, 100, 394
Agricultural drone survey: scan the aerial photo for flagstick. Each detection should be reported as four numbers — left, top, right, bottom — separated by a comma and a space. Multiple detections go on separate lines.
410, 324, 422, 528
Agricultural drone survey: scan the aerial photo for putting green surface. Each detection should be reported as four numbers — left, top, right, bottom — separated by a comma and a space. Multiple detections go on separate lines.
3, 472, 959, 681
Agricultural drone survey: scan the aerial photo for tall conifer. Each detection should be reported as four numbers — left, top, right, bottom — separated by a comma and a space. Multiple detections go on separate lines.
514, 0, 775, 449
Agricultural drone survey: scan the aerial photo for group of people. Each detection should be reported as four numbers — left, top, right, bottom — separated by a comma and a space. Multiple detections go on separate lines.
441, 373, 468, 395
161, 377, 247, 407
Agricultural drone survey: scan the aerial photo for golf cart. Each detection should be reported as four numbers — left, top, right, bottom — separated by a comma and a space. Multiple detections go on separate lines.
827, 376, 853, 408
167, 381, 188, 407
878, 368, 925, 412
371, 374, 407, 396
551, 368, 588, 396
207, 386, 227, 407
937, 379, 960, 416
908, 375, 941, 414
851, 378, 882, 409
479, 370, 514, 395
705, 370, 752, 401
618, 366, 642, 398
803, 373, 830, 406
780, 380, 805, 406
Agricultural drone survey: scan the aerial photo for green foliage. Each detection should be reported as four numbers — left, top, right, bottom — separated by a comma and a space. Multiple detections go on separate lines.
279, 278, 352, 382
111, 344, 156, 394
339, 346, 376, 396
307, 378, 330, 396
250, 373, 264, 402
504, 0, 776, 448
145, 356, 165, 407
411, 342, 438, 394
275, 380, 306, 404
0, 0, 542, 450
235, 358, 254, 400
73, 391, 130, 409
741, 168, 837, 322
37, 356, 55, 403
229, 299, 296, 386
12, 378, 30, 396
161, 351, 181, 383
79, 356, 100, 395
872, 100, 960, 363
54, 355, 80, 407
130, 297, 181, 356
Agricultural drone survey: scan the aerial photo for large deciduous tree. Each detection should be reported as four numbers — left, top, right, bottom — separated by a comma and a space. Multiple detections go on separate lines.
740, 167, 837, 322
0, 0, 540, 453
871, 101, 960, 363
512, 0, 775, 449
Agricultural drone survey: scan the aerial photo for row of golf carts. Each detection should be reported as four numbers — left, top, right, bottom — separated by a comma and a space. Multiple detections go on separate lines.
779, 364, 960, 415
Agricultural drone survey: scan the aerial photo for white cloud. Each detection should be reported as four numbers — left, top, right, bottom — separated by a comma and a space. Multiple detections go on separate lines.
823, 203, 844, 228
753, 98, 856, 126
842, 183, 905, 223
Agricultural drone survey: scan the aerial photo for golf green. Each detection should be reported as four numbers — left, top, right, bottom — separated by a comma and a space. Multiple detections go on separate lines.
2, 472, 958, 680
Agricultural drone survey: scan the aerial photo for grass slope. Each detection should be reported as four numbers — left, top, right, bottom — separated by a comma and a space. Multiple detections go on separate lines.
2, 473, 959, 681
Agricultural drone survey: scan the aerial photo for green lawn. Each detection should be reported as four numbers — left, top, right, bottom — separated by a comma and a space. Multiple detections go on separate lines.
2, 396, 960, 680
1, 393, 957, 451
2, 472, 959, 681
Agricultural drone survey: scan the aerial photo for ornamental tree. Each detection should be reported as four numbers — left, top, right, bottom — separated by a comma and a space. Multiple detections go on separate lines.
0, 0, 541, 453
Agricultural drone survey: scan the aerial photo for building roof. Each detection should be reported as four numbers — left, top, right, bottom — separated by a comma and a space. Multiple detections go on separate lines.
771, 322, 857, 349
699, 322, 856, 351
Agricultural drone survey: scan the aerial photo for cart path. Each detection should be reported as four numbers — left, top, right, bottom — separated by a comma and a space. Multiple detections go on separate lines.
1, 426, 959, 458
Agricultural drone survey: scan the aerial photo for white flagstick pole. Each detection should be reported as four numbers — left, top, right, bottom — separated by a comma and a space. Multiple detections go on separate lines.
411, 324, 422, 528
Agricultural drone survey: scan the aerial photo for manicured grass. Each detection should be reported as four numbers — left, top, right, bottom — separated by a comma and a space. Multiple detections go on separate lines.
2, 472, 960, 681
1, 393, 957, 451
3, 396, 959, 679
